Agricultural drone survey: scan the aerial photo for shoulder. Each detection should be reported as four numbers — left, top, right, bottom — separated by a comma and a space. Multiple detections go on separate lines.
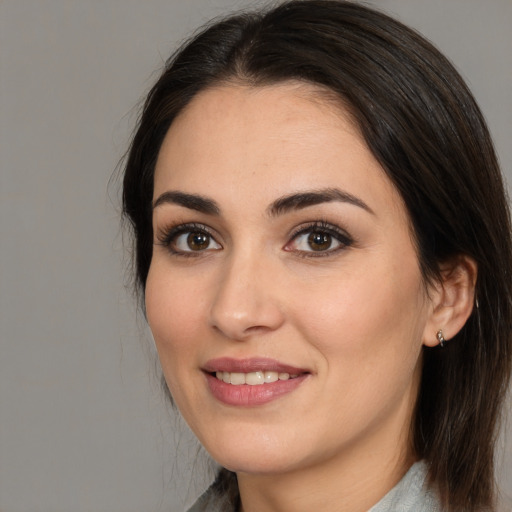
369, 461, 441, 512
186, 469, 238, 512
186, 487, 230, 512
497, 491, 512, 512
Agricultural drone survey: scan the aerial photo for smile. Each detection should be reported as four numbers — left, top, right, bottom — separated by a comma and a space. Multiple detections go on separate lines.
203, 358, 310, 406
214, 371, 299, 385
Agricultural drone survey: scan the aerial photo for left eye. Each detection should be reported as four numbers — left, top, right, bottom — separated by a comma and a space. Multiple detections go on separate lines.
292, 230, 341, 252
286, 224, 352, 254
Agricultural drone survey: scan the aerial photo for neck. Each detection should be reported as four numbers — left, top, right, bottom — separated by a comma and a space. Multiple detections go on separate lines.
237, 397, 417, 512
238, 446, 414, 512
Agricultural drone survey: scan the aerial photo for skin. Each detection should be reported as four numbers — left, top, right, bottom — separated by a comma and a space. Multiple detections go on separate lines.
145, 83, 475, 512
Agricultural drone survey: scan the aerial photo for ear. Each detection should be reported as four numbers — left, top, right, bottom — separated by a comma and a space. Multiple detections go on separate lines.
422, 255, 478, 348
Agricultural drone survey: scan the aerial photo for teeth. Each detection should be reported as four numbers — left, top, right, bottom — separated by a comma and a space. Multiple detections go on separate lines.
215, 371, 294, 385
263, 371, 278, 383
229, 372, 246, 385
246, 371, 264, 385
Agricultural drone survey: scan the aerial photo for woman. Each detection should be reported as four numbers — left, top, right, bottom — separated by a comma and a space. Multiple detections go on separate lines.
122, 1, 512, 510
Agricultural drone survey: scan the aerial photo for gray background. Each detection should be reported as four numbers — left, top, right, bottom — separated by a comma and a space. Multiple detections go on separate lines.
1, 1, 511, 511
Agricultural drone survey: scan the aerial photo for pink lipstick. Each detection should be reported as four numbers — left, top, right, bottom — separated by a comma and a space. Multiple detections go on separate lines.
203, 357, 310, 406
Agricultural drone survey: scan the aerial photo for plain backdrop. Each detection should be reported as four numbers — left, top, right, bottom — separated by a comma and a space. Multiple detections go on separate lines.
1, 1, 511, 511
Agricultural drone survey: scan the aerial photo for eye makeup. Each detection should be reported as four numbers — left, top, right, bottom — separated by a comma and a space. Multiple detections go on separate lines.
285, 220, 354, 257
154, 217, 355, 259
155, 221, 221, 256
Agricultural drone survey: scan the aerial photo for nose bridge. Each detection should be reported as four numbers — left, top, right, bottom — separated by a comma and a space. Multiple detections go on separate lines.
209, 245, 284, 340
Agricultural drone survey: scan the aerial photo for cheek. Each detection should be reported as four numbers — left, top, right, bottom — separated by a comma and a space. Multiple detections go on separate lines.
293, 266, 427, 432
145, 265, 215, 421
145, 265, 205, 372
291, 260, 427, 371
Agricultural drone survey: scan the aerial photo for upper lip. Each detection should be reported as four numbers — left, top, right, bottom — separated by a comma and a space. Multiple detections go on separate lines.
203, 357, 309, 375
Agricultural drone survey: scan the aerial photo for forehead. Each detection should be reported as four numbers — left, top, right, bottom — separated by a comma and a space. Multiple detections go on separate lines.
164, 81, 361, 150
153, 82, 404, 220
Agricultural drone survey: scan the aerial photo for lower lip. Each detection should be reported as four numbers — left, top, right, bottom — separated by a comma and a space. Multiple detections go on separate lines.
205, 373, 309, 406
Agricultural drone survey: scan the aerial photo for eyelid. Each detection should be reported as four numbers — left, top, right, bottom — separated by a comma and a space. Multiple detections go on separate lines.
285, 220, 354, 255
154, 219, 353, 257
155, 222, 222, 254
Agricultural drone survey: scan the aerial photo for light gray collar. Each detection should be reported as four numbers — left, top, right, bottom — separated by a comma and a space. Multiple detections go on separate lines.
369, 461, 440, 512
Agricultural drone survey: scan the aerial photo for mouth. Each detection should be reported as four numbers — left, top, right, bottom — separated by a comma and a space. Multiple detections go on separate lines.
202, 357, 310, 406
211, 370, 301, 386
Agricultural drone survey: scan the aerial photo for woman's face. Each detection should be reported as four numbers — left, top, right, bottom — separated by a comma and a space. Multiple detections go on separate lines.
146, 83, 437, 475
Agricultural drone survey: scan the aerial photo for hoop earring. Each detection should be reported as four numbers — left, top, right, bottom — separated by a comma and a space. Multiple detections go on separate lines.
436, 330, 446, 348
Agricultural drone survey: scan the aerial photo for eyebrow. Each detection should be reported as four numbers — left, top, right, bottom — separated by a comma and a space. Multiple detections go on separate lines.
152, 187, 373, 217
152, 191, 220, 215
268, 188, 374, 217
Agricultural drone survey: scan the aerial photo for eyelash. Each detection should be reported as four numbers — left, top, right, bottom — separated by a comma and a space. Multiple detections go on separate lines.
156, 222, 219, 257
286, 220, 354, 257
155, 220, 353, 257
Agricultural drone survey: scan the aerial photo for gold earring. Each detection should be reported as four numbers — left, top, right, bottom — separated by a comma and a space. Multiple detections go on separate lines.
436, 330, 446, 348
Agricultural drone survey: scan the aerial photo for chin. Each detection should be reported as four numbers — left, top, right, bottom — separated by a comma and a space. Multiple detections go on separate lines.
197, 422, 317, 476
212, 449, 302, 476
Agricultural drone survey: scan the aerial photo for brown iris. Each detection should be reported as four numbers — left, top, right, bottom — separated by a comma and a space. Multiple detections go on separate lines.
308, 231, 332, 251
187, 232, 210, 250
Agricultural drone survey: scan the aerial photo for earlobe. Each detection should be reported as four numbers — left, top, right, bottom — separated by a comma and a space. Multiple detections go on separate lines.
423, 255, 478, 348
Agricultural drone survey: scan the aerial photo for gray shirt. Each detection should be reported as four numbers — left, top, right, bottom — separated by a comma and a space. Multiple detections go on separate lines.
187, 461, 440, 512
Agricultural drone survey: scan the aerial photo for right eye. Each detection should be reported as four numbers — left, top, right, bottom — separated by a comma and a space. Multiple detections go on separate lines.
174, 230, 220, 252
157, 223, 222, 255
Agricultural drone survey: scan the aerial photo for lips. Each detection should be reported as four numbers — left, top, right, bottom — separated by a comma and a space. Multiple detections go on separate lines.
203, 357, 308, 374
202, 357, 310, 406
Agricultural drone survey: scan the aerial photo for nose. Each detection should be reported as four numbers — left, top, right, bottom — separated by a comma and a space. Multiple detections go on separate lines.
209, 251, 285, 341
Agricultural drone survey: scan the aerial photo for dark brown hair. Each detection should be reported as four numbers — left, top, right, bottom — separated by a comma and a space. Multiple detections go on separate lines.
122, 1, 512, 510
